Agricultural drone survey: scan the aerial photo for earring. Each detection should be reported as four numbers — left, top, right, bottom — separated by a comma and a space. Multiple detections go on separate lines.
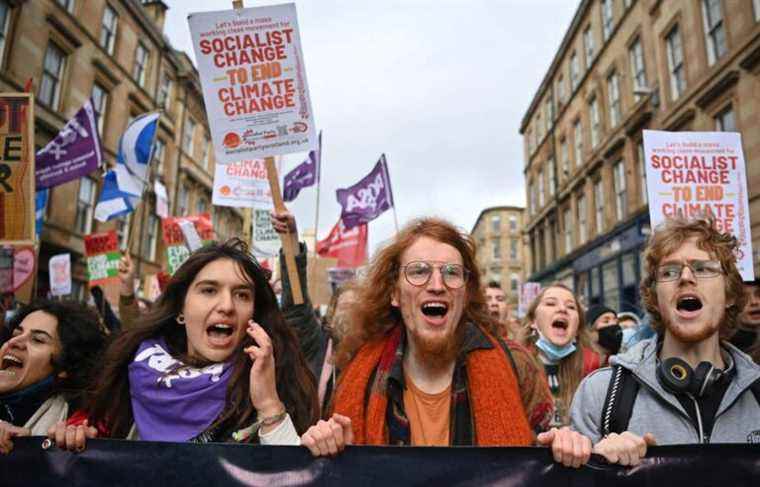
176, 313, 185, 324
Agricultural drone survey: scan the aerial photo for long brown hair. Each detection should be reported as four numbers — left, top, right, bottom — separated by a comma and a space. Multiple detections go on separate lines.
335, 217, 497, 368
518, 283, 592, 425
87, 238, 318, 438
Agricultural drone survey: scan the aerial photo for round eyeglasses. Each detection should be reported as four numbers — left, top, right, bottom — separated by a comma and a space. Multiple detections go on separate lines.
400, 261, 470, 289
654, 260, 724, 282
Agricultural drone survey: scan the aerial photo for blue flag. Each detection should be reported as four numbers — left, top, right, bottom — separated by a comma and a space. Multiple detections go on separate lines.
35, 189, 49, 237
95, 112, 159, 221
282, 131, 321, 202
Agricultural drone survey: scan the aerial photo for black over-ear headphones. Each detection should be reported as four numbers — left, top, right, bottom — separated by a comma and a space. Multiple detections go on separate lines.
656, 356, 734, 398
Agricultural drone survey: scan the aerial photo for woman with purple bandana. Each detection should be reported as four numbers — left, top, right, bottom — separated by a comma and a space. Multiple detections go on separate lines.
49, 238, 318, 449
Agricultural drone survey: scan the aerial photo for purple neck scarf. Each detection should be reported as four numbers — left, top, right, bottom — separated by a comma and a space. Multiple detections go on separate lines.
128, 338, 233, 441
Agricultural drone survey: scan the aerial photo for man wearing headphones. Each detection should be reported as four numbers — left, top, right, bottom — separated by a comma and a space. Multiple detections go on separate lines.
570, 217, 760, 466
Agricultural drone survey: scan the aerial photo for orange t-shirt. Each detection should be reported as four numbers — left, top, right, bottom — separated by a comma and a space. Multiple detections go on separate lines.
403, 373, 452, 446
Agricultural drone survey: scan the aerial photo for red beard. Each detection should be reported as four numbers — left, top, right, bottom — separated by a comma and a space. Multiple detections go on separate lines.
407, 323, 464, 371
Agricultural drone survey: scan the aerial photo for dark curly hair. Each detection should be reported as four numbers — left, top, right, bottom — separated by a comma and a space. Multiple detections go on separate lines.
640, 216, 746, 340
87, 238, 318, 439
6, 300, 107, 409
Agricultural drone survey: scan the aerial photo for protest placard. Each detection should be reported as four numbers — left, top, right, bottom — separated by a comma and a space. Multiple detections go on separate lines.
643, 130, 754, 280
154, 181, 169, 218
0, 94, 34, 244
212, 159, 277, 209
307, 256, 338, 307
252, 208, 280, 258
84, 231, 120, 287
188, 3, 316, 162
49, 253, 71, 297
162, 214, 215, 274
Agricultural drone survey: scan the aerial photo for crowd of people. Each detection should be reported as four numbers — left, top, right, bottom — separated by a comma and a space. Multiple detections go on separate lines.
1, 212, 759, 470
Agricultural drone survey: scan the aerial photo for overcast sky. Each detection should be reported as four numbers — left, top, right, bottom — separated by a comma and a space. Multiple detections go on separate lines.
163, 0, 578, 253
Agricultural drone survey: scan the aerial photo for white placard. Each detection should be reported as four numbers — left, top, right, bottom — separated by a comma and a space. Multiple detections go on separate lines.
518, 282, 541, 319
643, 130, 753, 281
154, 181, 169, 218
178, 220, 204, 252
188, 3, 316, 162
49, 253, 71, 296
212, 159, 274, 209
253, 208, 280, 258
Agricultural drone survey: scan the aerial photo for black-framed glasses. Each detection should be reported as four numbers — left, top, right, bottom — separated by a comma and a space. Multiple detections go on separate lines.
655, 259, 724, 282
400, 261, 469, 289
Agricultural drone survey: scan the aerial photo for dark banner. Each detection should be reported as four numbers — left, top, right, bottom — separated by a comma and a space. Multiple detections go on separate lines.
1, 438, 758, 486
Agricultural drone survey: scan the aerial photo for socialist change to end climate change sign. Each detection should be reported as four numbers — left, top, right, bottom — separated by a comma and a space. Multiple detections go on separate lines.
188, 3, 316, 163
643, 130, 753, 281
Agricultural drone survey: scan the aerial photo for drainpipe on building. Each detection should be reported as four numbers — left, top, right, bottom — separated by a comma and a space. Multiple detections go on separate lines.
172, 78, 189, 215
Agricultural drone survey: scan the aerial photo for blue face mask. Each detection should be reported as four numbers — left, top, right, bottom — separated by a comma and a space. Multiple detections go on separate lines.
621, 326, 638, 349
535, 331, 577, 362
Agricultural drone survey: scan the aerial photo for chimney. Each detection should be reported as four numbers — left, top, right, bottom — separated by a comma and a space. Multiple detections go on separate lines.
140, 1, 169, 33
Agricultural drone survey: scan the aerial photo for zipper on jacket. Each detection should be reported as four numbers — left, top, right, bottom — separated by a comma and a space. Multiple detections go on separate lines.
687, 394, 708, 444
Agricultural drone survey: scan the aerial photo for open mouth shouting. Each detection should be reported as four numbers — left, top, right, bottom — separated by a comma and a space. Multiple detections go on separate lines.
675, 292, 703, 319
0, 353, 24, 378
549, 317, 570, 339
206, 322, 237, 348
420, 300, 450, 326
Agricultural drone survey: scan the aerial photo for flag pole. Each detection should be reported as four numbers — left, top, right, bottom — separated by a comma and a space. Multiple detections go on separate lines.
382, 153, 400, 233
313, 143, 321, 246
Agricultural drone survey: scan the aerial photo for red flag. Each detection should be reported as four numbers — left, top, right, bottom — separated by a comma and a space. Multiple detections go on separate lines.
316, 219, 368, 268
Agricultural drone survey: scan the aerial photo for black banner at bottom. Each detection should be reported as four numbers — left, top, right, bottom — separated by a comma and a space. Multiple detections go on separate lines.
1, 437, 758, 486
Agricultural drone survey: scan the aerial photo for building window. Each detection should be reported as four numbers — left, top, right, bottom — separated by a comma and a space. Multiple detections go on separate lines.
628, 38, 647, 101
548, 159, 556, 197
195, 196, 208, 215
201, 136, 210, 170
594, 178, 604, 234
666, 26, 686, 101
526, 130, 534, 155
589, 97, 601, 148
714, 105, 736, 132
570, 51, 580, 91
637, 141, 648, 205
39, 43, 66, 109
511, 274, 519, 293
613, 160, 627, 221
563, 208, 573, 254
573, 119, 583, 166
583, 25, 595, 68
100, 4, 118, 55
157, 72, 172, 109
601, 0, 614, 41
116, 214, 131, 248
538, 169, 545, 208
702, 0, 726, 65
491, 215, 501, 233
0, 1, 11, 67
607, 70, 621, 127
510, 239, 518, 260
509, 215, 517, 232
536, 114, 543, 142
492, 238, 501, 260
755, 0, 760, 21
177, 183, 189, 216
560, 138, 569, 177
153, 138, 165, 176
557, 75, 566, 105
545, 96, 554, 125
142, 213, 159, 261
91, 82, 108, 137
133, 43, 149, 87
183, 117, 196, 156
74, 178, 96, 234
578, 193, 588, 243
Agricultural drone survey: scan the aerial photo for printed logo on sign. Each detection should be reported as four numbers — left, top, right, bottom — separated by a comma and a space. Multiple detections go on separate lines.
291, 122, 307, 133
223, 132, 241, 149
220, 185, 231, 196
748, 430, 760, 444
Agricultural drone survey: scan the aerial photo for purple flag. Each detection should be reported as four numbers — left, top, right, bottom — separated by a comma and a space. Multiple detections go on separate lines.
282, 131, 321, 202
36, 99, 103, 189
336, 154, 395, 229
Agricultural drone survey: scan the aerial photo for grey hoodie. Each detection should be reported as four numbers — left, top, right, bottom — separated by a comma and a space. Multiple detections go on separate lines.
570, 337, 760, 445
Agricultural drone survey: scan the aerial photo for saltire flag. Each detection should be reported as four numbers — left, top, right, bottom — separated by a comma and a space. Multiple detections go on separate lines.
95, 112, 159, 222
282, 130, 321, 202
316, 218, 368, 268
335, 154, 394, 229
35, 189, 48, 238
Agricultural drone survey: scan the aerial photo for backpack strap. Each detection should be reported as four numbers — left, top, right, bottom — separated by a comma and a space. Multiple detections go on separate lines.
600, 365, 640, 436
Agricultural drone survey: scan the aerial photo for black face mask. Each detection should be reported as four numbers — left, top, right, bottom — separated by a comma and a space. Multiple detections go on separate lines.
731, 328, 758, 352
597, 324, 623, 355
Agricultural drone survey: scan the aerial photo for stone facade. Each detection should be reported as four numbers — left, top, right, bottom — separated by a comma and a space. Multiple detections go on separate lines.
0, 0, 243, 301
520, 0, 760, 310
